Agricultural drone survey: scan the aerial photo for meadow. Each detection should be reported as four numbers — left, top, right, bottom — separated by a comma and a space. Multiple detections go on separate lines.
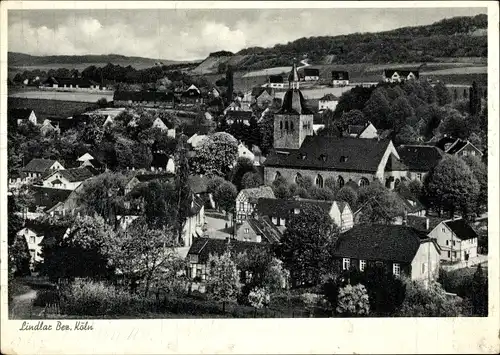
8, 97, 98, 121
9, 90, 114, 103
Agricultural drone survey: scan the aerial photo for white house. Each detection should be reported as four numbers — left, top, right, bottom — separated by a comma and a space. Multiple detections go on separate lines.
187, 133, 208, 149
166, 158, 176, 174
332, 71, 350, 87
318, 94, 339, 112
303, 68, 320, 81
347, 122, 379, 139
384, 69, 419, 83
238, 143, 255, 162
268, 75, 285, 89
181, 196, 206, 247
235, 186, 275, 223
427, 218, 479, 262
42, 167, 95, 190
21, 159, 65, 182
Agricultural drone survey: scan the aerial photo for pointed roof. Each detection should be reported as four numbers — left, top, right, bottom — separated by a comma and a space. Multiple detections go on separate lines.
288, 62, 300, 83
385, 154, 408, 171
77, 153, 95, 162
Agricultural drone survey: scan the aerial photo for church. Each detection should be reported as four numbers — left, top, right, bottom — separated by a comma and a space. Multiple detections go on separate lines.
263, 63, 408, 190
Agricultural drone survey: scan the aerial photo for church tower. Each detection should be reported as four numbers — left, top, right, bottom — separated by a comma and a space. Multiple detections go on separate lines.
273, 62, 314, 150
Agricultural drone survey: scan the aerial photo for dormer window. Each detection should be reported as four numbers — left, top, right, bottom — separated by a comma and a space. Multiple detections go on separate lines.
340, 156, 348, 163
319, 154, 327, 162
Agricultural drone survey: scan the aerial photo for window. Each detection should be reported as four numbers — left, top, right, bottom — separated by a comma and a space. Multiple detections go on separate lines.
244, 228, 249, 234
452, 240, 456, 246
30, 249, 36, 261
421, 262, 427, 274
315, 174, 324, 188
359, 260, 366, 271
29, 236, 35, 244
294, 173, 302, 184
447, 251, 451, 258
359, 177, 370, 187
446, 240, 449, 246
342, 258, 350, 270
471, 151, 476, 156
393, 263, 401, 276
285, 121, 289, 130
293, 208, 300, 214
271, 217, 278, 225
280, 218, 286, 226
442, 228, 446, 233
416, 173, 422, 181
274, 172, 281, 181
290, 122, 294, 131
337, 176, 344, 188
453, 251, 457, 258
280, 121, 283, 129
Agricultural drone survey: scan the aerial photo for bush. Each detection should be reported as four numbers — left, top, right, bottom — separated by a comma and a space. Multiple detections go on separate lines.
336, 284, 370, 316
248, 287, 271, 309
33, 289, 60, 307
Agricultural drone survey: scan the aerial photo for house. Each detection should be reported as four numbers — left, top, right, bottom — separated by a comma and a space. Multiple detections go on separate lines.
332, 71, 350, 87
77, 153, 104, 171
124, 172, 174, 195
40, 119, 59, 136
303, 68, 320, 81
210, 87, 221, 98
9, 108, 37, 126
427, 218, 478, 262
22, 159, 65, 182
235, 186, 275, 223
252, 87, 274, 108
441, 138, 483, 158
30, 186, 73, 217
16, 222, 70, 269
397, 190, 426, 218
223, 101, 242, 115
186, 237, 270, 280
42, 167, 96, 190
252, 145, 266, 166
346, 121, 379, 139
149, 153, 175, 173
181, 195, 206, 247
181, 84, 203, 105
255, 197, 354, 232
318, 94, 339, 111
187, 133, 208, 149
40, 77, 102, 91
113, 91, 176, 107
235, 215, 282, 243
396, 145, 445, 181
238, 143, 255, 162
268, 75, 285, 89
226, 110, 253, 126
383, 69, 420, 83
333, 224, 441, 284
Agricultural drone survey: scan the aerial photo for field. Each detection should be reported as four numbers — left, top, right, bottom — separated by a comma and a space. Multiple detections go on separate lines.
242, 66, 292, 77
8, 97, 98, 120
9, 90, 114, 103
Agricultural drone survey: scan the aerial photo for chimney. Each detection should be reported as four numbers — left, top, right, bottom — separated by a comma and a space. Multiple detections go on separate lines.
426, 218, 430, 231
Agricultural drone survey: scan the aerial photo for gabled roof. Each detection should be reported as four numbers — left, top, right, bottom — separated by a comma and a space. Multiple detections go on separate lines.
384, 69, 420, 79
53, 167, 95, 183
277, 89, 313, 115
396, 191, 425, 213
187, 237, 270, 264
269, 75, 284, 84
43, 76, 98, 87
319, 94, 339, 101
244, 216, 283, 243
77, 153, 94, 162
435, 136, 457, 151
9, 108, 33, 121
303, 68, 320, 77
239, 186, 275, 204
264, 136, 392, 173
23, 221, 70, 246
347, 124, 365, 136
396, 145, 444, 172
31, 186, 72, 211
252, 87, 274, 98
445, 139, 482, 155
255, 197, 336, 219
22, 159, 59, 173
288, 63, 300, 83
333, 224, 435, 263
443, 219, 478, 240
332, 71, 350, 80
385, 154, 408, 171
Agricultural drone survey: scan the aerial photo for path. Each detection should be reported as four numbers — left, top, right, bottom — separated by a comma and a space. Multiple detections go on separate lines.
9, 288, 38, 319
441, 254, 489, 271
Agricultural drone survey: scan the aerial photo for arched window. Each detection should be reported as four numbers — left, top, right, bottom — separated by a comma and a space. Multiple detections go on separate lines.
280, 121, 283, 129
274, 171, 281, 181
337, 176, 345, 188
315, 174, 324, 188
359, 177, 370, 187
290, 122, 294, 131
295, 173, 302, 184
395, 178, 401, 188
285, 121, 289, 130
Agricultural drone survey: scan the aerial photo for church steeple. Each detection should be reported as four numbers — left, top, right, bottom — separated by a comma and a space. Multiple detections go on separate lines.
288, 61, 300, 89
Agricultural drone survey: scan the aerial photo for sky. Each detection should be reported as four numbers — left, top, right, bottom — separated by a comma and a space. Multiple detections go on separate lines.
8, 7, 487, 61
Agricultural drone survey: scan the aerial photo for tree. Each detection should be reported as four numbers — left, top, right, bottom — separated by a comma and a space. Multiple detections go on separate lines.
194, 132, 238, 177
394, 124, 419, 145
97, 98, 108, 108
336, 186, 358, 210
277, 204, 339, 287
363, 88, 391, 129
231, 157, 256, 191
258, 112, 274, 155
241, 171, 263, 189
470, 264, 488, 316
336, 284, 370, 316
462, 155, 487, 213
308, 186, 335, 201
207, 249, 241, 312
9, 234, 31, 277
214, 181, 238, 215
424, 155, 480, 219
109, 219, 181, 297
388, 96, 415, 134
296, 175, 313, 190
174, 136, 193, 241
248, 287, 271, 310
469, 81, 481, 116
434, 81, 452, 106
437, 107, 471, 140
357, 183, 406, 224
53, 215, 116, 280
398, 280, 462, 317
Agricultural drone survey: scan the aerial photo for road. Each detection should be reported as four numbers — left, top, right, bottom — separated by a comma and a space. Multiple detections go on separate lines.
9, 288, 38, 319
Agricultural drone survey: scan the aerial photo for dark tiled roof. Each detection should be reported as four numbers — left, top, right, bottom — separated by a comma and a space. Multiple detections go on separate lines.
396, 192, 425, 213
444, 219, 478, 240
22, 159, 59, 173
304, 68, 320, 77
31, 186, 72, 211
43, 77, 98, 88
319, 94, 339, 101
25, 221, 69, 247
277, 89, 313, 115
113, 91, 176, 103
445, 139, 482, 155
226, 110, 253, 120
347, 125, 365, 135
151, 153, 171, 169
56, 167, 95, 182
384, 69, 420, 79
396, 145, 444, 172
255, 197, 335, 219
435, 136, 457, 151
269, 75, 284, 84
333, 224, 432, 263
9, 108, 33, 121
187, 237, 270, 264
264, 136, 391, 173
385, 154, 408, 171
245, 216, 283, 243
240, 186, 275, 204
332, 71, 350, 80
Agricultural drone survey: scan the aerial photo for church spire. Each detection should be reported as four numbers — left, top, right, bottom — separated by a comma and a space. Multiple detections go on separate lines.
288, 60, 300, 89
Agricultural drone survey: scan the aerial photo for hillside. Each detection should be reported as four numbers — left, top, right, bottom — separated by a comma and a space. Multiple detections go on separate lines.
8, 52, 193, 68
200, 14, 487, 72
